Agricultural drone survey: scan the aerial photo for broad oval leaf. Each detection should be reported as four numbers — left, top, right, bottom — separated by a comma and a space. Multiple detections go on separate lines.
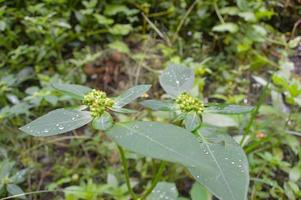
159, 64, 194, 97
52, 83, 92, 100
147, 182, 178, 200
92, 112, 113, 131
205, 104, 254, 115
20, 109, 92, 136
203, 113, 238, 127
188, 127, 249, 200
11, 169, 27, 184
7, 184, 26, 199
184, 112, 201, 132
113, 85, 151, 108
106, 121, 213, 170
140, 100, 174, 111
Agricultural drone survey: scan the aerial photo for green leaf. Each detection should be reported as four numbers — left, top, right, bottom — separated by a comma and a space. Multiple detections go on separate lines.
52, 83, 91, 100
212, 23, 239, 33
19, 109, 92, 136
0, 20, 6, 31
190, 182, 211, 200
108, 24, 133, 35
11, 169, 27, 184
140, 100, 174, 111
238, 12, 256, 22
205, 104, 254, 114
147, 182, 178, 200
92, 112, 113, 131
159, 64, 195, 97
94, 14, 114, 25
0, 160, 13, 180
106, 121, 213, 170
109, 107, 137, 114
113, 85, 151, 108
104, 4, 136, 16
0, 147, 7, 158
108, 41, 130, 54
252, 75, 267, 86
188, 128, 249, 200
7, 184, 26, 199
203, 113, 238, 127
236, 0, 249, 10
184, 112, 201, 132
288, 36, 301, 48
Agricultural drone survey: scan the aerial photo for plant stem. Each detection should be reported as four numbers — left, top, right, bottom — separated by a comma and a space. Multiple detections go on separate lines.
140, 161, 166, 200
240, 81, 270, 146
117, 145, 138, 200
172, 0, 199, 43
214, 1, 225, 24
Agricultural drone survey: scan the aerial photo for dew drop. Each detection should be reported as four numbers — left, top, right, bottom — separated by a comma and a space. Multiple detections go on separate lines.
58, 126, 64, 130
225, 157, 229, 160
238, 165, 242, 168
56, 123, 60, 127
72, 117, 76, 120
176, 80, 180, 85
44, 129, 49, 133
231, 162, 235, 165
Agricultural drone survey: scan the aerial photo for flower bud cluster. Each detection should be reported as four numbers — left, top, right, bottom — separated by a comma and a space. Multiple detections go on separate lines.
175, 93, 204, 114
83, 89, 114, 117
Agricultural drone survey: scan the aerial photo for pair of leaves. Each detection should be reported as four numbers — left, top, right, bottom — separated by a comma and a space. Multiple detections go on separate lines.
146, 64, 253, 113
141, 99, 253, 115
106, 121, 249, 200
52, 83, 151, 109
20, 83, 150, 136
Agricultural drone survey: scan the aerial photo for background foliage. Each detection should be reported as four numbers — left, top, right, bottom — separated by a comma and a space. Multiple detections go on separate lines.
1, 0, 301, 199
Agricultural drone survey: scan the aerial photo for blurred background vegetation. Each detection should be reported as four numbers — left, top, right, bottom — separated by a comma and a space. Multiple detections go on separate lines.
0, 0, 301, 199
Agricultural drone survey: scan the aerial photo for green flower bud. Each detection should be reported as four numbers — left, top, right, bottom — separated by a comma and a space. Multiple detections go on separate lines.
83, 89, 114, 117
175, 93, 204, 114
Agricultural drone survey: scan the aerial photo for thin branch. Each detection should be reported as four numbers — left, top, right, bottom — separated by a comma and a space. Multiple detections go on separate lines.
117, 146, 138, 200
140, 161, 166, 200
172, 0, 199, 43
